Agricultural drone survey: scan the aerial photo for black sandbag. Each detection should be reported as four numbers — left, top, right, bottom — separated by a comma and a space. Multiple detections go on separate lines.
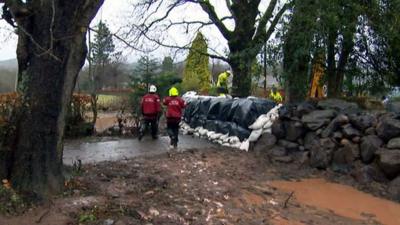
228, 122, 251, 141
183, 99, 198, 123
198, 98, 211, 116
231, 99, 260, 128
226, 99, 242, 122
218, 99, 234, 121
248, 98, 276, 115
207, 98, 225, 120
189, 119, 201, 128
204, 120, 218, 132
219, 121, 231, 134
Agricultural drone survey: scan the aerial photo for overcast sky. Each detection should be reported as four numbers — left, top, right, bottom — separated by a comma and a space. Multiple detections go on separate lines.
0, 0, 276, 63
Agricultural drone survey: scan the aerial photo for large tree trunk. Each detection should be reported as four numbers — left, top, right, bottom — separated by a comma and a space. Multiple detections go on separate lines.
282, 0, 316, 103
4, 0, 104, 200
229, 53, 254, 97
326, 29, 338, 98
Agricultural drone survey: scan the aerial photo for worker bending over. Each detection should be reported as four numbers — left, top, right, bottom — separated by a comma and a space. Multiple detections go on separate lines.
217, 70, 231, 96
269, 85, 283, 103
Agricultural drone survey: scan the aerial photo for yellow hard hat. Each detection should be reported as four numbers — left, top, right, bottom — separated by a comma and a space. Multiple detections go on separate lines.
169, 87, 179, 96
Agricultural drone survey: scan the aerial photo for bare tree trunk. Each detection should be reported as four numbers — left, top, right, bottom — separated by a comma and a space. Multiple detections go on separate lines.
4, 0, 104, 200
327, 30, 338, 98
229, 54, 253, 97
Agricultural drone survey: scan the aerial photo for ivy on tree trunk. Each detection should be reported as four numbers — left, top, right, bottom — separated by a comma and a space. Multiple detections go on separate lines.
2, 0, 104, 200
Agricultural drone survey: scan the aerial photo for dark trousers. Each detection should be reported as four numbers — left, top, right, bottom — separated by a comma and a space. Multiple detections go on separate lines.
167, 119, 180, 146
140, 118, 158, 138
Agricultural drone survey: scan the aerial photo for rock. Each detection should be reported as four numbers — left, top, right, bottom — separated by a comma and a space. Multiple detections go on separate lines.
317, 98, 359, 113
278, 139, 299, 152
387, 101, 400, 114
284, 121, 305, 141
321, 114, 349, 138
341, 139, 360, 159
349, 114, 377, 131
365, 127, 376, 135
268, 146, 288, 157
360, 135, 383, 164
376, 117, 400, 141
342, 124, 361, 139
388, 176, 400, 201
278, 105, 294, 119
299, 152, 310, 165
271, 120, 285, 139
304, 132, 318, 150
352, 136, 361, 144
295, 101, 316, 117
332, 132, 343, 140
376, 150, 400, 179
302, 110, 337, 130
332, 146, 356, 166
274, 155, 294, 163
387, 137, 400, 149
104, 219, 115, 225
309, 138, 336, 169
253, 133, 277, 152
351, 164, 387, 184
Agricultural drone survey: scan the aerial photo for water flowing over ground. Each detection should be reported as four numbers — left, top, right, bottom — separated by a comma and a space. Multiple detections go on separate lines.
270, 179, 400, 225
64, 135, 215, 165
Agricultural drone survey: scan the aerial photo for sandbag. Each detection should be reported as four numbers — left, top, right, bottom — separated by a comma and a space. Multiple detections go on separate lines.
249, 98, 276, 115
219, 99, 234, 121
231, 98, 275, 129
248, 128, 263, 142
249, 114, 269, 130
207, 98, 225, 120
228, 123, 251, 141
240, 140, 250, 151
204, 120, 218, 132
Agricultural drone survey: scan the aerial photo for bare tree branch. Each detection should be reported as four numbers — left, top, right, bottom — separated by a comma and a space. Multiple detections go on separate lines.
253, 0, 279, 42
196, 0, 232, 40
133, 23, 228, 61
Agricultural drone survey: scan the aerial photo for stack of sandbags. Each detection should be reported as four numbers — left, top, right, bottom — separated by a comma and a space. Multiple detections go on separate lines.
180, 94, 279, 151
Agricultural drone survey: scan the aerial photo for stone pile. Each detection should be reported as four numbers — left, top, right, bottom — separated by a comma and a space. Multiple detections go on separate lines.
252, 99, 400, 200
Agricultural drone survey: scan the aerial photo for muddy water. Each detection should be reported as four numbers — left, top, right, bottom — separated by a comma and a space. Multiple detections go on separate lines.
270, 179, 400, 225
63, 135, 216, 165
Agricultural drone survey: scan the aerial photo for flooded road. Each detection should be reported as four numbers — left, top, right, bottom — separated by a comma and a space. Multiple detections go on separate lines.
270, 179, 400, 225
63, 135, 216, 165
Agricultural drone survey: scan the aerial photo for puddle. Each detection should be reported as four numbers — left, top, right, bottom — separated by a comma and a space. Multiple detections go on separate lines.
270, 178, 400, 225
63, 135, 215, 165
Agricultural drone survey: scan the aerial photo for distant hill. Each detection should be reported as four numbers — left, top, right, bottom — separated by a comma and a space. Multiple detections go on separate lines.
0, 59, 17, 93
0, 58, 17, 71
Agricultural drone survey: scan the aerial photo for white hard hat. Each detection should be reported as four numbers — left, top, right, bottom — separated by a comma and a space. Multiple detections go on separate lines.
149, 85, 157, 93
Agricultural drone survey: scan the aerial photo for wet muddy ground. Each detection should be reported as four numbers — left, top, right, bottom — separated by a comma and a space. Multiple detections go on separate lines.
1, 147, 399, 225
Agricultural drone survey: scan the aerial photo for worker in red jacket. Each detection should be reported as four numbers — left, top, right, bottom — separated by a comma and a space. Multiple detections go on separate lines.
163, 87, 186, 148
139, 85, 161, 140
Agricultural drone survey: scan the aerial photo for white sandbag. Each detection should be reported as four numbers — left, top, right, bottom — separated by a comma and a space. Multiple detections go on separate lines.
222, 143, 231, 147
228, 136, 240, 144
207, 131, 215, 138
199, 128, 208, 136
249, 114, 269, 130
211, 133, 223, 139
263, 120, 273, 129
248, 129, 263, 142
220, 134, 229, 140
231, 142, 242, 149
239, 140, 250, 151
262, 128, 272, 134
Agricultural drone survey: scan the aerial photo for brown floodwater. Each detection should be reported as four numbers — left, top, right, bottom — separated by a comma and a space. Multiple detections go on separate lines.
270, 178, 400, 225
